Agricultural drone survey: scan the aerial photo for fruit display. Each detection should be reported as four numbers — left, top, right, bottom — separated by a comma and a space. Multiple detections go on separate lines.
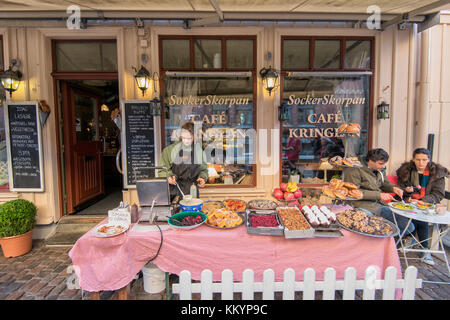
273, 183, 302, 201
277, 207, 311, 231
223, 199, 247, 212
338, 123, 361, 136
201, 201, 225, 215
321, 178, 363, 200
179, 215, 204, 226
337, 208, 396, 236
249, 214, 280, 228
206, 209, 243, 228
248, 199, 278, 210
329, 156, 362, 167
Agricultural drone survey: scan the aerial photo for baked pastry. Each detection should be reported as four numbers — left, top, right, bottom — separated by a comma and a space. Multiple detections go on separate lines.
349, 123, 361, 129
342, 182, 358, 190
348, 189, 363, 199
333, 188, 348, 199
329, 178, 341, 189
342, 158, 354, 167
345, 124, 360, 133
322, 186, 336, 198
338, 124, 348, 133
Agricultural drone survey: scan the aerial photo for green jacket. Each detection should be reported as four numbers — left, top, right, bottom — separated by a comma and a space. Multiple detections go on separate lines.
158, 141, 208, 180
343, 157, 395, 201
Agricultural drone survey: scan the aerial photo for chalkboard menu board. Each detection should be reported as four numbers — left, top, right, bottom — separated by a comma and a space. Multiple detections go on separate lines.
121, 101, 156, 188
4, 102, 44, 192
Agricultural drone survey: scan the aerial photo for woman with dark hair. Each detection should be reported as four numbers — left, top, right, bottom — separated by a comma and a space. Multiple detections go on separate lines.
159, 122, 208, 202
396, 148, 450, 265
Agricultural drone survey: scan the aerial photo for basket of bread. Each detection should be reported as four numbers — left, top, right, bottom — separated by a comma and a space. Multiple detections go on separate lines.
338, 122, 361, 136
321, 178, 363, 200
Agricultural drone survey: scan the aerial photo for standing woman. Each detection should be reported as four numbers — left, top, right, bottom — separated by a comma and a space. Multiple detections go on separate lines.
159, 122, 208, 202
396, 148, 449, 265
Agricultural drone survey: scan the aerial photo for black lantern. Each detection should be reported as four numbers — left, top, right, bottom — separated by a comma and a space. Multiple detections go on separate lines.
377, 101, 390, 120
278, 104, 290, 121
150, 98, 161, 116
1, 59, 22, 98
259, 66, 279, 96
133, 65, 151, 96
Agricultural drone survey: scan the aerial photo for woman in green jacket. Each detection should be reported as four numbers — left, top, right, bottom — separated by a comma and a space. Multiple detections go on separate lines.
396, 148, 449, 265
159, 122, 208, 202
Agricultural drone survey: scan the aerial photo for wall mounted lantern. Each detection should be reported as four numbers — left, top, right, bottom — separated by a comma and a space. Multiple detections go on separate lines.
1, 59, 22, 98
259, 66, 279, 96
150, 98, 161, 116
377, 101, 390, 120
133, 65, 151, 96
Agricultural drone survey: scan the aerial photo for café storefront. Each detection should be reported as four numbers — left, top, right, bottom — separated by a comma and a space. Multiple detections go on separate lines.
0, 10, 449, 237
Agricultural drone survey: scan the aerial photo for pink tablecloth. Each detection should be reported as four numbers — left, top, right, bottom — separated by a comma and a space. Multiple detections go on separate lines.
69, 208, 402, 294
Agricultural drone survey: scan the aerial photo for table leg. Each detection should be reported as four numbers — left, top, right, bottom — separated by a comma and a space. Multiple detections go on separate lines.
431, 224, 440, 251
90, 292, 100, 300
117, 284, 130, 300
392, 213, 412, 267
438, 235, 450, 275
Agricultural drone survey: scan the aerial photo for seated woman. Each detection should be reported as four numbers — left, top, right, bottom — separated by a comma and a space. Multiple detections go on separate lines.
396, 148, 449, 265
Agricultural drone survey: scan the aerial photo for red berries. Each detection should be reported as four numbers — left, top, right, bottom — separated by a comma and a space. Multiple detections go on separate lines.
180, 215, 203, 226
249, 214, 279, 228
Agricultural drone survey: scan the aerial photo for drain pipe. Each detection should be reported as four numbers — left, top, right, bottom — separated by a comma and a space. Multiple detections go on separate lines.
416, 28, 431, 148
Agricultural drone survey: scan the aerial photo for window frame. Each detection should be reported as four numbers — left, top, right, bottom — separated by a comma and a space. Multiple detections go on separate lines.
159, 35, 257, 188
279, 36, 375, 186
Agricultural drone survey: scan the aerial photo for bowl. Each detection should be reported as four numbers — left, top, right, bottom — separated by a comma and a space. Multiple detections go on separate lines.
168, 211, 207, 230
179, 198, 204, 212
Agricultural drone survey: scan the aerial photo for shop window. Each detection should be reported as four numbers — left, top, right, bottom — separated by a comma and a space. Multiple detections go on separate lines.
281, 74, 371, 184
162, 39, 190, 69
194, 39, 222, 69
54, 41, 117, 71
0, 36, 8, 190
345, 40, 371, 69
163, 76, 255, 186
314, 40, 341, 69
283, 39, 309, 69
226, 39, 254, 69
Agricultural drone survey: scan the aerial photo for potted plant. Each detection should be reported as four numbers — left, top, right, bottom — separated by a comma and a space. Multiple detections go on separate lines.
0, 199, 37, 258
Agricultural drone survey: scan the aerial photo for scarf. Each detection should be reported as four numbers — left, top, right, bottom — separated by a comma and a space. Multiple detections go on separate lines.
412, 165, 430, 199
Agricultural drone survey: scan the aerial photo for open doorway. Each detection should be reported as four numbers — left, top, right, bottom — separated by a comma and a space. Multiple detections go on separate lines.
58, 79, 122, 215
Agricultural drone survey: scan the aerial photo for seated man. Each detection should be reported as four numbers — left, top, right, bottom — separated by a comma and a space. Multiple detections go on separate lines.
343, 148, 415, 235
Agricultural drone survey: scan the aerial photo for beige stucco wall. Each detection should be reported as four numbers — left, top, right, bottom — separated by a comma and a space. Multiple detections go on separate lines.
0, 18, 448, 225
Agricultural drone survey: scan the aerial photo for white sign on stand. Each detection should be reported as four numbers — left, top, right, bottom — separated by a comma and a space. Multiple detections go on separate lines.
108, 207, 131, 227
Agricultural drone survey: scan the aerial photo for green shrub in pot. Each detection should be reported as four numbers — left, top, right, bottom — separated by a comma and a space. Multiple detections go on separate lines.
0, 199, 37, 238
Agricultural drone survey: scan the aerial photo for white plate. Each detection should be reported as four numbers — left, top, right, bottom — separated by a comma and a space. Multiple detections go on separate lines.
93, 223, 129, 238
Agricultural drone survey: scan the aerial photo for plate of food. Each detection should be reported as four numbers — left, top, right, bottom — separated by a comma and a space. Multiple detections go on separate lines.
329, 156, 362, 168
93, 223, 129, 238
223, 199, 247, 213
201, 200, 225, 215
388, 202, 416, 211
205, 209, 245, 229
248, 199, 279, 211
336, 208, 399, 238
414, 200, 436, 211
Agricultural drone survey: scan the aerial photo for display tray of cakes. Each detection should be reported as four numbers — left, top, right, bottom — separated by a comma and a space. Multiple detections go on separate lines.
276, 207, 315, 239
246, 211, 284, 236
321, 178, 363, 201
299, 205, 343, 237
336, 208, 399, 238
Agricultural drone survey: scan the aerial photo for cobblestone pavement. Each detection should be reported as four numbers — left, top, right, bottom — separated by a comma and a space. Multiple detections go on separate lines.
0, 239, 449, 300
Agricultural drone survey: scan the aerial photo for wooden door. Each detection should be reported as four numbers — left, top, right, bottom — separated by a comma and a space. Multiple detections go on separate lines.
62, 82, 104, 214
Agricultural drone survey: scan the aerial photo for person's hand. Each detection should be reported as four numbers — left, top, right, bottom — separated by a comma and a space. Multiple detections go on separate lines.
168, 176, 177, 185
197, 178, 206, 188
405, 186, 414, 193
380, 193, 395, 202
393, 187, 404, 199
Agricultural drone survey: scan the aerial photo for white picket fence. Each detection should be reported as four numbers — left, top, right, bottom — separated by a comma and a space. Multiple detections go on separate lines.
172, 266, 422, 300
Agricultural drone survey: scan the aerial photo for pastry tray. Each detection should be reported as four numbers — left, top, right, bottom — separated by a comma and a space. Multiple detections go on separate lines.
276, 207, 315, 239
246, 211, 284, 236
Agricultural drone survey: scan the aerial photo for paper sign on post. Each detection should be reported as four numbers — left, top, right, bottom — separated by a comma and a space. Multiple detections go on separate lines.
108, 207, 131, 227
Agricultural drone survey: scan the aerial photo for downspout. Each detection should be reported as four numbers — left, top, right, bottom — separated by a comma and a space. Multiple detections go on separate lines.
416, 28, 431, 148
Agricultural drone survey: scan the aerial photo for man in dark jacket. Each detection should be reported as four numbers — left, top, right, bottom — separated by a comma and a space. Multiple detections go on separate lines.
343, 148, 415, 235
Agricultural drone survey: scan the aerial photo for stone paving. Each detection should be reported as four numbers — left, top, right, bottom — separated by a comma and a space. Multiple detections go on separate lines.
0, 239, 449, 300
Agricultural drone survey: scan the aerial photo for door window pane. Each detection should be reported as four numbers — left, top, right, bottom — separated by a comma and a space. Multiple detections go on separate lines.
194, 39, 222, 69
55, 41, 117, 71
345, 40, 371, 69
75, 93, 98, 142
281, 74, 370, 184
226, 39, 254, 69
314, 40, 340, 69
283, 40, 309, 69
163, 76, 255, 186
162, 39, 190, 69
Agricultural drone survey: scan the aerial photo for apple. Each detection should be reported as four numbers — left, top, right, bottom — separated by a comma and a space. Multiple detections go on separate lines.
280, 183, 288, 192
273, 188, 284, 200
293, 190, 303, 199
284, 192, 295, 201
